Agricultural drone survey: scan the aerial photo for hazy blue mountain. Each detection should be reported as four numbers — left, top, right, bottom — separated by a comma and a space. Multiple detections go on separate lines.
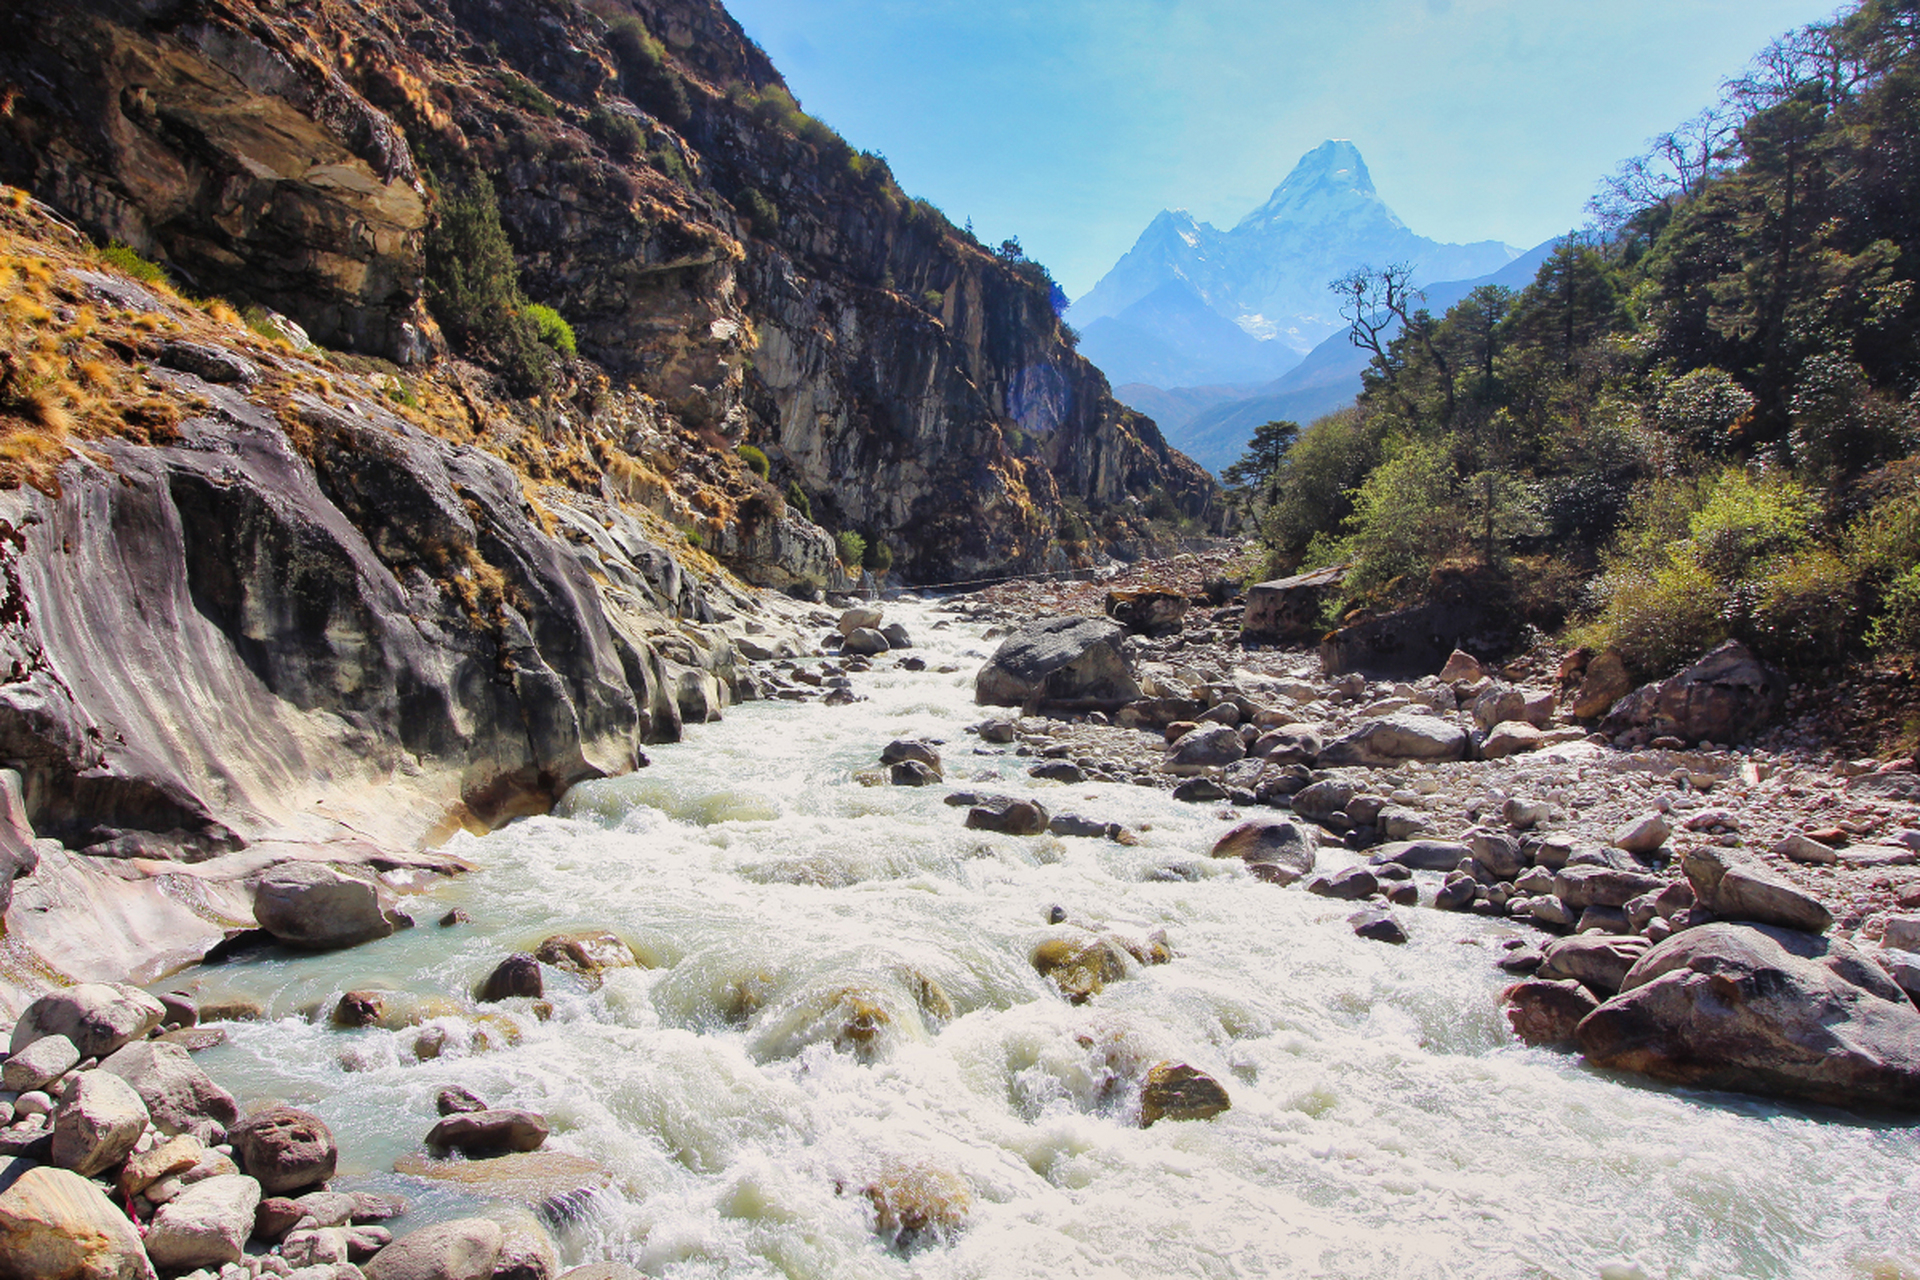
1134, 237, 1563, 475
1071, 141, 1519, 385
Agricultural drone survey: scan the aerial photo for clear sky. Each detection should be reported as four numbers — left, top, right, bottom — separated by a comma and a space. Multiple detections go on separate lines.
720, 0, 1846, 298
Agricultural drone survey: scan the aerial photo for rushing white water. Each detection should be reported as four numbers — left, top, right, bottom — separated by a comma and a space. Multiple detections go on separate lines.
170, 602, 1920, 1280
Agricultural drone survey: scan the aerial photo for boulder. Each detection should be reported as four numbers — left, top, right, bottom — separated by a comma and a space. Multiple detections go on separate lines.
493, 1209, 561, 1280
1682, 848, 1832, 934
836, 606, 883, 636
119, 1134, 205, 1197
11, 983, 166, 1059
1438, 649, 1487, 682
363, 1217, 504, 1280
974, 616, 1141, 710
1370, 840, 1472, 872
425, 1109, 549, 1157
229, 1106, 337, 1195
1210, 821, 1318, 885
1576, 922, 1920, 1110
1567, 648, 1632, 719
1504, 979, 1599, 1048
880, 740, 942, 774
1138, 1062, 1230, 1126
1480, 720, 1544, 759
880, 623, 913, 650
252, 862, 394, 950
1349, 908, 1408, 944
436, 1087, 490, 1117
254, 1196, 305, 1243
532, 931, 638, 976
97, 1039, 239, 1135
1290, 779, 1359, 824
964, 797, 1049, 836
1612, 814, 1670, 856
143, 1173, 260, 1270
0, 1165, 156, 1280
51, 1070, 149, 1177
1552, 866, 1665, 912
1163, 725, 1245, 775
2, 1032, 79, 1092
1031, 935, 1130, 1003
478, 954, 544, 1001
1471, 686, 1527, 731
1253, 724, 1321, 765
1241, 565, 1345, 645
1306, 866, 1379, 900
1319, 714, 1468, 767
1599, 640, 1786, 745
1105, 588, 1188, 636
840, 627, 890, 657
890, 760, 942, 786
1468, 830, 1526, 880
1537, 934, 1650, 996
1884, 915, 1920, 953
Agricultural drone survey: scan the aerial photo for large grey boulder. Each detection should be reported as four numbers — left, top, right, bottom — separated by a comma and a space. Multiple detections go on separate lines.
1163, 725, 1245, 775
1577, 922, 1920, 1110
0, 1164, 156, 1280
1369, 840, 1472, 872
364, 1216, 504, 1280
2, 1033, 79, 1092
1241, 566, 1345, 645
1682, 847, 1832, 934
974, 616, 1141, 710
252, 862, 395, 950
11, 983, 166, 1059
1552, 866, 1665, 912
1319, 714, 1468, 767
1210, 821, 1317, 885
98, 1039, 240, 1136
51, 1070, 149, 1177
143, 1173, 261, 1269
1599, 639, 1786, 745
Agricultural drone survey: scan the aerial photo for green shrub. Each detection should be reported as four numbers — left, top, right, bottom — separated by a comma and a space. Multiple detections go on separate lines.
603, 14, 691, 123
863, 537, 893, 574
735, 188, 779, 234
424, 175, 552, 395
685, 528, 702, 548
1753, 547, 1858, 666
1869, 564, 1920, 654
1260, 408, 1387, 566
922, 288, 945, 310
785, 481, 812, 521
588, 107, 646, 160
495, 72, 558, 117
650, 143, 689, 184
835, 530, 866, 568
1685, 468, 1817, 580
524, 303, 576, 356
1582, 557, 1725, 677
1655, 367, 1752, 455
99, 242, 168, 285
736, 443, 769, 478
1330, 434, 1463, 601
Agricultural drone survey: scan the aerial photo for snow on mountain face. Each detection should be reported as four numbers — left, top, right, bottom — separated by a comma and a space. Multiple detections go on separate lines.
1071, 140, 1517, 386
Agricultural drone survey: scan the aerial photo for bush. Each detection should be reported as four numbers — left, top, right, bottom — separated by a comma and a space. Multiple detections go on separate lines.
1260, 408, 1387, 566
588, 107, 646, 160
1655, 367, 1752, 455
863, 537, 893, 574
785, 481, 812, 521
1869, 564, 1920, 654
735, 188, 779, 234
1329, 434, 1463, 601
603, 13, 690, 123
495, 72, 558, 118
1582, 557, 1725, 677
736, 443, 769, 478
524, 303, 576, 356
835, 530, 866, 567
99, 243, 167, 285
424, 175, 552, 395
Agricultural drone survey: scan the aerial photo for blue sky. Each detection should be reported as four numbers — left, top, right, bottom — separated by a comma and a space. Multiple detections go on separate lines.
721, 0, 1845, 298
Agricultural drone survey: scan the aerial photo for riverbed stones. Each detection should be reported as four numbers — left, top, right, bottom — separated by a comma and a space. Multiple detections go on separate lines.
1306, 866, 1379, 900
3, 1032, 79, 1091
230, 1106, 337, 1195
363, 1216, 504, 1280
1209, 820, 1318, 885
1682, 847, 1833, 933
1576, 922, 1920, 1110
964, 796, 1049, 836
1138, 1062, 1231, 1126
425, 1109, 549, 1157
1320, 713, 1469, 766
1504, 979, 1599, 1048
252, 862, 395, 950
478, 954, 544, 1001
1537, 934, 1650, 995
143, 1172, 260, 1269
98, 1039, 239, 1136
51, 1070, 148, 1176
1349, 908, 1408, 944
0, 1164, 156, 1280
1290, 778, 1359, 824
1481, 720, 1544, 759
1468, 830, 1526, 880
974, 616, 1142, 709
1163, 724, 1244, 774
11, 983, 166, 1060
1612, 813, 1671, 856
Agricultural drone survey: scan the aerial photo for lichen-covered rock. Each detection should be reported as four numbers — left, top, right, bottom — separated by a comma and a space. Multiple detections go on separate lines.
974, 617, 1141, 709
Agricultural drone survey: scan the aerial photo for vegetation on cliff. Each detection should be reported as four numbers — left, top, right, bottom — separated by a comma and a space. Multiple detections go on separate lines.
1243, 0, 1920, 688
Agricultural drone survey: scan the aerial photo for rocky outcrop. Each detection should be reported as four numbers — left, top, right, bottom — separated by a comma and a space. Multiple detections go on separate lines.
1600, 640, 1786, 746
1241, 565, 1344, 645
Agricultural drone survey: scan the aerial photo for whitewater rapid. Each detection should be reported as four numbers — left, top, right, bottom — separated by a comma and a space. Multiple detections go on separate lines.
168, 602, 1920, 1279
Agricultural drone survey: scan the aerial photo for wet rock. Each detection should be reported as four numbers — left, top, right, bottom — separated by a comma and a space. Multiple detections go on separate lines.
1029, 761, 1086, 783
1139, 1061, 1231, 1126
1537, 934, 1652, 996
363, 1216, 504, 1280
837, 606, 883, 635
3, 1033, 79, 1092
1504, 979, 1599, 1047
253, 863, 395, 951
881, 623, 914, 650
1480, 720, 1544, 759
1048, 814, 1120, 839
1553, 866, 1665, 912
1320, 714, 1468, 767
1612, 814, 1671, 856
1349, 908, 1408, 944
863, 1160, 972, 1248
143, 1172, 260, 1270
1291, 778, 1359, 824
492, 1209, 560, 1280
1577, 922, 1920, 1110
425, 1109, 549, 1157
440, 908, 471, 927
1170, 777, 1227, 802
964, 796, 1050, 836
478, 954, 545, 1002
0, 1164, 155, 1280
881, 740, 942, 774
1370, 840, 1472, 872
974, 616, 1142, 710
1682, 847, 1832, 934
333, 990, 391, 1028
97, 1039, 239, 1136
841, 627, 891, 657
51, 1070, 148, 1176
390, 1152, 609, 1223
1031, 934, 1130, 1003
891, 760, 943, 786
11, 983, 166, 1059
533, 931, 640, 976
436, 1087, 490, 1117
1599, 640, 1786, 745
1210, 820, 1318, 885
230, 1106, 337, 1195
1164, 724, 1245, 775
1306, 866, 1379, 900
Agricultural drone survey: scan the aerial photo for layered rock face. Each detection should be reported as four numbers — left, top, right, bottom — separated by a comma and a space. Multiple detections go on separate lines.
0, 0, 1219, 584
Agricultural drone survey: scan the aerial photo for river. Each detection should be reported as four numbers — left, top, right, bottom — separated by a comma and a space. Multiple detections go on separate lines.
163, 601, 1920, 1279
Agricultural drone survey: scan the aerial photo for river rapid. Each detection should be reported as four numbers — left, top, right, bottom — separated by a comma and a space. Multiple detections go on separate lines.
165, 602, 1919, 1280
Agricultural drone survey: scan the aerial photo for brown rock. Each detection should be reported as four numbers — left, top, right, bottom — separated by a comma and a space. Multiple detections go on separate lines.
1504, 979, 1599, 1048
1031, 934, 1130, 1004
1209, 820, 1317, 885
1139, 1061, 1231, 1126
425, 1108, 549, 1157
1568, 649, 1632, 719
533, 931, 640, 976
478, 954, 544, 1002
229, 1106, 337, 1196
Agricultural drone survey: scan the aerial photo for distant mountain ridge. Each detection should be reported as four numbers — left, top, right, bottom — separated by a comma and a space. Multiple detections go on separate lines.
1073, 140, 1518, 389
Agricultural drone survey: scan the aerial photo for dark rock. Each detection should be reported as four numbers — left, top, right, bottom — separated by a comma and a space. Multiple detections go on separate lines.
1105, 588, 1188, 636
1164, 724, 1245, 775
974, 617, 1142, 710
1170, 778, 1227, 802
439, 909, 470, 927
1538, 934, 1651, 996
1241, 566, 1345, 645
333, 991, 389, 1029
159, 340, 259, 385
1434, 877, 1477, 911
841, 627, 891, 657
1599, 640, 1786, 745
478, 954, 544, 1002
1028, 761, 1086, 783
1349, 908, 1408, 944
1384, 880, 1420, 906
1370, 840, 1472, 872
437, 1087, 491, 1117
892, 760, 943, 786
426, 1108, 549, 1157
880, 623, 913, 649
1682, 847, 1832, 934
1047, 815, 1118, 839
1577, 922, 1920, 1110
229, 1106, 337, 1196
1504, 979, 1599, 1047
964, 796, 1050, 836
1497, 946, 1546, 975
880, 740, 942, 774
1320, 715, 1468, 767
1210, 820, 1317, 885
1553, 866, 1665, 911
1138, 1062, 1230, 1126
1306, 866, 1379, 900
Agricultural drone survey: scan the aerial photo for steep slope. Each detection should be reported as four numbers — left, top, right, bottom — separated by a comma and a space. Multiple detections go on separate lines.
0, 0, 1219, 585
1072, 140, 1517, 384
